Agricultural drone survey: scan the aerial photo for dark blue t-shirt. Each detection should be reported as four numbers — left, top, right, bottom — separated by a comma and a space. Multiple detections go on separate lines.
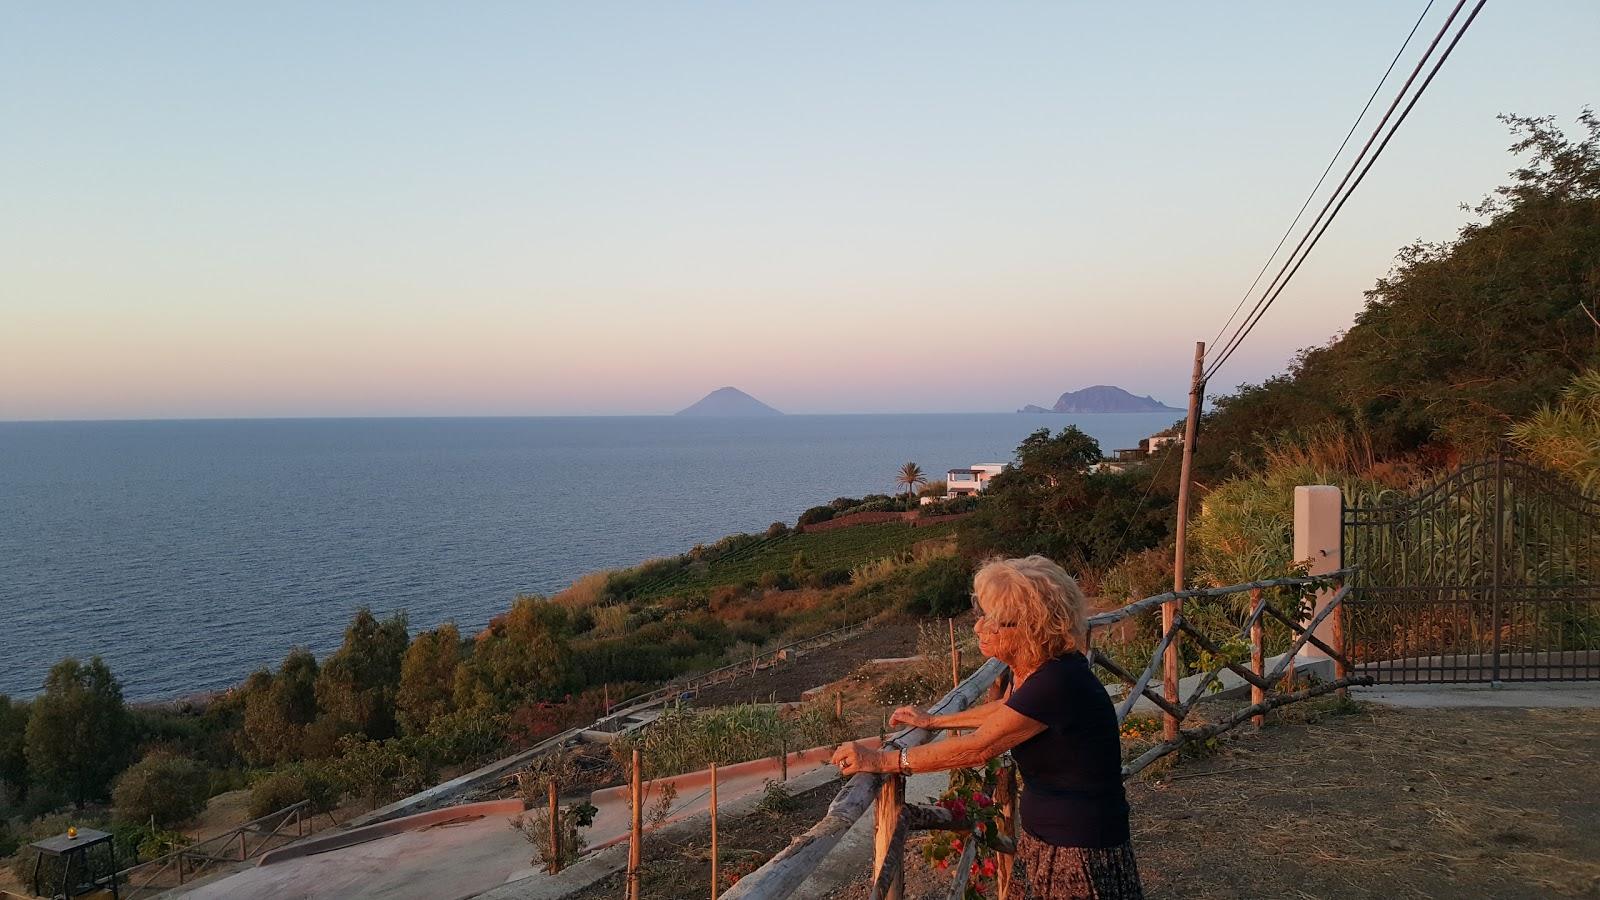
1003, 652, 1130, 847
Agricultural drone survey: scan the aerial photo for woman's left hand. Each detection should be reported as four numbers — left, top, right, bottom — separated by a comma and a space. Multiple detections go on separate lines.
830, 740, 891, 776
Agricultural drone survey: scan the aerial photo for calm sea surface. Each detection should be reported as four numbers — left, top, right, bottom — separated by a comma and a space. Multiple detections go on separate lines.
0, 414, 1176, 701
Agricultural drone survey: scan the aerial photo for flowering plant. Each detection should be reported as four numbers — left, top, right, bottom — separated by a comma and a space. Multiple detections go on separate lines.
919, 756, 1013, 899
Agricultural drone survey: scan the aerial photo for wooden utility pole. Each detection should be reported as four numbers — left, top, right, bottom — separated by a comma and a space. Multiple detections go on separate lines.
1166, 341, 1206, 742
709, 763, 719, 899
628, 750, 642, 900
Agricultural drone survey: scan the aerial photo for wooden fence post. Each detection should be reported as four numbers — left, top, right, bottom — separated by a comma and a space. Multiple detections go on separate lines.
1331, 588, 1348, 699
709, 763, 719, 900
628, 750, 642, 900
547, 778, 561, 874
1250, 588, 1265, 728
994, 765, 1018, 900
871, 775, 905, 900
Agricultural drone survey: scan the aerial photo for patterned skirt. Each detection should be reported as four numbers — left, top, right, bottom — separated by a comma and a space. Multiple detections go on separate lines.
1017, 829, 1144, 900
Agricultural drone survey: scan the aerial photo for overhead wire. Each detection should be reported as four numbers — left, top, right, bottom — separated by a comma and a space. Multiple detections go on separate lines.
1207, 0, 1439, 353
1203, 0, 1485, 383
1205, 0, 1488, 382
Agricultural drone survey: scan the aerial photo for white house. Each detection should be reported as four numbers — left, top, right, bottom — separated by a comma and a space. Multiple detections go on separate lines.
944, 463, 1007, 499
1146, 434, 1181, 453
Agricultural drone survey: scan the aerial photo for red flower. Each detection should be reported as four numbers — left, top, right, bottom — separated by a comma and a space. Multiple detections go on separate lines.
973, 792, 992, 808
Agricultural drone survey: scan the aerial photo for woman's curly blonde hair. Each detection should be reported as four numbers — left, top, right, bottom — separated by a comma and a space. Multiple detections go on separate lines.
972, 555, 1088, 670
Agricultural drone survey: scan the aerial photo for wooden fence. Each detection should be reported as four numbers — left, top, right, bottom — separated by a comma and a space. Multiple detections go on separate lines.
721, 570, 1373, 900
114, 800, 334, 898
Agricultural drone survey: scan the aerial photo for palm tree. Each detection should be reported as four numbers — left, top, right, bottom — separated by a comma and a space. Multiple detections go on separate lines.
896, 462, 928, 502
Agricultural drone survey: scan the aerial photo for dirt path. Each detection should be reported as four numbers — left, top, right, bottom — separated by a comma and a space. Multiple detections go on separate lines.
1127, 703, 1600, 899
810, 700, 1600, 899
689, 620, 925, 708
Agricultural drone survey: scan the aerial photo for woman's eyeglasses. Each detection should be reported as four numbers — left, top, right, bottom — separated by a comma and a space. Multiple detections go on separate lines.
970, 595, 1017, 630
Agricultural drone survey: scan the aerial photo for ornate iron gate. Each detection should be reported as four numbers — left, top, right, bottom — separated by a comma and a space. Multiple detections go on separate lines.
1342, 454, 1600, 683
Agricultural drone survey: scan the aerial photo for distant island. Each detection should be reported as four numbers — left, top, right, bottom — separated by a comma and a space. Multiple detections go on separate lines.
676, 386, 784, 417
1018, 385, 1182, 414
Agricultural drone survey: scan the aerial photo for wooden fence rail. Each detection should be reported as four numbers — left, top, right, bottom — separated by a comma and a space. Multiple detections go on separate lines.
721, 571, 1373, 900
114, 800, 329, 898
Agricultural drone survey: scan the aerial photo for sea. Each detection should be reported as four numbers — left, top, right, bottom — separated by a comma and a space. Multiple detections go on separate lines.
0, 413, 1178, 701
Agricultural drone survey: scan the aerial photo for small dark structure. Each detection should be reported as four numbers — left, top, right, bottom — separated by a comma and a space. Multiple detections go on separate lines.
28, 828, 119, 900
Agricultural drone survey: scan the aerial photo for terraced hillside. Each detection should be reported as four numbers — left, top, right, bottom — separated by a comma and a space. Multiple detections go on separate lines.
617, 522, 957, 602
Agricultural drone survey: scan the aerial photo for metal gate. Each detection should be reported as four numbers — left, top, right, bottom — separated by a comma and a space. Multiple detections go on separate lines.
1342, 454, 1600, 683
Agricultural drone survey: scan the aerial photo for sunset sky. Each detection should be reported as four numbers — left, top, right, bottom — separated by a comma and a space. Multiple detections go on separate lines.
3, 2, 1595, 420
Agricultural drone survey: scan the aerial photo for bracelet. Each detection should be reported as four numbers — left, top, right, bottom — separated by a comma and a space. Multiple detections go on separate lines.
898, 747, 911, 775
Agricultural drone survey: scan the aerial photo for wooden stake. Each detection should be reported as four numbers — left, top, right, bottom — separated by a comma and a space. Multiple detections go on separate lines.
603, 683, 610, 715
780, 727, 788, 782
835, 691, 843, 720
547, 778, 561, 874
1249, 589, 1265, 728
628, 750, 642, 900
948, 619, 960, 690
709, 762, 719, 900
1166, 340, 1205, 742
871, 775, 905, 900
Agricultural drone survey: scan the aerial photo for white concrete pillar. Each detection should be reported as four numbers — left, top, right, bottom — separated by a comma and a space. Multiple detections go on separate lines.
1293, 485, 1343, 659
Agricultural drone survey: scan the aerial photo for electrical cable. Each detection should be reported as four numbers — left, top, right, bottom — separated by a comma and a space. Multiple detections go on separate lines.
1207, 0, 1439, 353
1205, 0, 1487, 382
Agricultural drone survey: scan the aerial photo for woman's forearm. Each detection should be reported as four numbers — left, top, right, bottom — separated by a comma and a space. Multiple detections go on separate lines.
905, 729, 1006, 772
928, 699, 1004, 730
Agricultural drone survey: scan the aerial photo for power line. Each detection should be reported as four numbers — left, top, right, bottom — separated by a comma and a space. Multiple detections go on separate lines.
1207, 0, 1469, 380
1205, 0, 1487, 382
1207, 0, 1439, 352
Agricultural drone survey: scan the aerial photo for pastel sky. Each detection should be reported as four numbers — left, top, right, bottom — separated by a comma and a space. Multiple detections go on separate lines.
2, 2, 1595, 419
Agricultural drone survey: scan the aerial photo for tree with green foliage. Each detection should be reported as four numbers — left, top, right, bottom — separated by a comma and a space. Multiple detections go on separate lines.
454, 597, 577, 712
238, 649, 320, 766
314, 608, 410, 742
111, 750, 210, 827
24, 657, 132, 808
896, 462, 927, 500
0, 696, 30, 800
959, 427, 1173, 570
1196, 109, 1600, 480
397, 623, 463, 736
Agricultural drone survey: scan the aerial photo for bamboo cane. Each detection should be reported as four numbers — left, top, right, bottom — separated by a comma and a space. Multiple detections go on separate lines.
547, 778, 560, 874
628, 750, 642, 900
710, 763, 719, 900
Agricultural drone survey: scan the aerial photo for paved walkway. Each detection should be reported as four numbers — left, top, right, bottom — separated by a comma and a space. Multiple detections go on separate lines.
1353, 681, 1600, 708
176, 749, 840, 900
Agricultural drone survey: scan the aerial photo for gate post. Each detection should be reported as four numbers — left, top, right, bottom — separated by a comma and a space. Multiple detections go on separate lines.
1294, 486, 1343, 667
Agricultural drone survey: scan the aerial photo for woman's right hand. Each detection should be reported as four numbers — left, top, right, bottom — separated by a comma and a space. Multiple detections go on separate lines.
889, 706, 935, 730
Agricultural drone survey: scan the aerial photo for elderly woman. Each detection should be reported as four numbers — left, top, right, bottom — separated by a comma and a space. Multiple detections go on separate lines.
831, 555, 1142, 899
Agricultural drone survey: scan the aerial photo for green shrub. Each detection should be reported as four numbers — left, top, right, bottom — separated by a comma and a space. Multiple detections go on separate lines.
797, 505, 834, 527
765, 522, 789, 538
111, 751, 210, 827
0, 819, 18, 859
808, 568, 852, 589
905, 556, 974, 617
612, 704, 852, 781
332, 736, 434, 806
247, 762, 344, 821
110, 820, 188, 861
